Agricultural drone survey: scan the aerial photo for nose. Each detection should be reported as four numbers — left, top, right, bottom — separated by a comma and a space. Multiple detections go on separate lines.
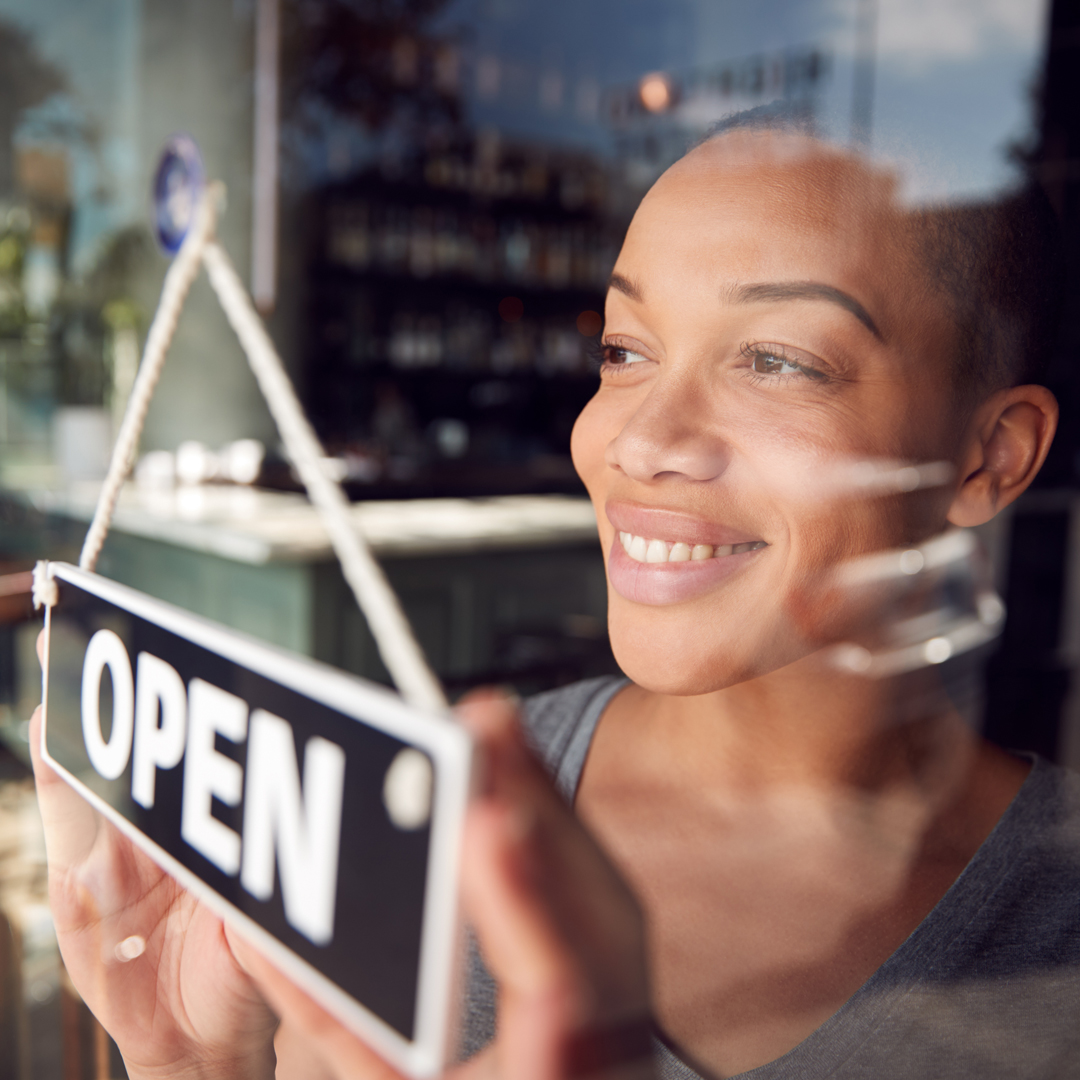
605, 374, 731, 483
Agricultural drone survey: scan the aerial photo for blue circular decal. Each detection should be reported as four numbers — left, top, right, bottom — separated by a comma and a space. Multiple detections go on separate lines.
153, 136, 205, 254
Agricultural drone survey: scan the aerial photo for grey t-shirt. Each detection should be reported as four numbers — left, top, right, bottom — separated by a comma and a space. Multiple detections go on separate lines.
460, 676, 1080, 1079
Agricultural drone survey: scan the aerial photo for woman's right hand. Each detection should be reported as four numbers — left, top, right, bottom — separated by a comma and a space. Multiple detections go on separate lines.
28, 699, 278, 1080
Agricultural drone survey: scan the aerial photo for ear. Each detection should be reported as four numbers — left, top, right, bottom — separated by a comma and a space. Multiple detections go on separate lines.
947, 385, 1058, 528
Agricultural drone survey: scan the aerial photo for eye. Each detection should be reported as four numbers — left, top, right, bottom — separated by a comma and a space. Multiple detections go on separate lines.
600, 343, 651, 367
742, 342, 828, 382
752, 351, 803, 376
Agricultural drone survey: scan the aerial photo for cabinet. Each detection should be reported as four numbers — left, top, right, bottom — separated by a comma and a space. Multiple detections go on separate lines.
0, 489, 617, 731
92, 529, 613, 696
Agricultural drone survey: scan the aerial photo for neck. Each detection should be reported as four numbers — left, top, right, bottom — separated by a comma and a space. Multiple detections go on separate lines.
631, 656, 982, 801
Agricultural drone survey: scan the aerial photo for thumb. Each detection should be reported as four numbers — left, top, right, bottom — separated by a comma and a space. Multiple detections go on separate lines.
230, 930, 404, 1080
28, 705, 101, 874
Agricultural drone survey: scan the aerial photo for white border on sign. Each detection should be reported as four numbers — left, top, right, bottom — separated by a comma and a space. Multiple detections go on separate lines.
40, 562, 475, 1079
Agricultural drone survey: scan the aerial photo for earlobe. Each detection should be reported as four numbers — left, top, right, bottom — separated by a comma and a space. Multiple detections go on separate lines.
946, 385, 1058, 528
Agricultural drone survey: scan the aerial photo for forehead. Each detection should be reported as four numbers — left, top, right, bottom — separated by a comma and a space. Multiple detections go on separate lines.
652, 133, 898, 232
619, 135, 923, 323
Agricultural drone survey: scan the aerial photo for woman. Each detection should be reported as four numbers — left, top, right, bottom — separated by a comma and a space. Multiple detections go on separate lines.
30, 119, 1079, 1080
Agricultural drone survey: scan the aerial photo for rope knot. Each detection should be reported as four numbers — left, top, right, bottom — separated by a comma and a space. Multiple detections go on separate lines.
32, 561, 58, 610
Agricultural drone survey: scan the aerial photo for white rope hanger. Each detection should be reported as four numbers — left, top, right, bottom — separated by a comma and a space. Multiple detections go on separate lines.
75, 182, 447, 713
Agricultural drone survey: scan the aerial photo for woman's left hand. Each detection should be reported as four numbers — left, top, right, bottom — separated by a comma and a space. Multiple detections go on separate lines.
240, 690, 653, 1080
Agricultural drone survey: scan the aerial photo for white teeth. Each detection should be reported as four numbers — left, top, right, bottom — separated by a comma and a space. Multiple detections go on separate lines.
646, 539, 668, 562
619, 532, 767, 564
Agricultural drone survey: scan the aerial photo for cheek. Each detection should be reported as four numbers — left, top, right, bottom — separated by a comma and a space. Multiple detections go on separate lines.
570, 393, 613, 496
570, 379, 956, 692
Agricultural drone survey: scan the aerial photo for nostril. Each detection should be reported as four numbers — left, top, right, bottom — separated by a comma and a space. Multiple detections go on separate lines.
607, 426, 730, 484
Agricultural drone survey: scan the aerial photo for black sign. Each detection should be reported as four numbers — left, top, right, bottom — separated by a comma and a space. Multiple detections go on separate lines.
40, 563, 472, 1078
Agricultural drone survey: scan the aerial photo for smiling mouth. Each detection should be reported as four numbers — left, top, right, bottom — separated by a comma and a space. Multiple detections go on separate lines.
618, 532, 768, 564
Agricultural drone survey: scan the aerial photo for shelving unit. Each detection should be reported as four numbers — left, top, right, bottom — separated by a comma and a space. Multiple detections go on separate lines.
300, 135, 627, 498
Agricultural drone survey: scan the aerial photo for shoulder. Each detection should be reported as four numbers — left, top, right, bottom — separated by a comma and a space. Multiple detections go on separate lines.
990, 757, 1080, 926
925, 756, 1080, 980
826, 760, 1080, 1076
989, 756, 1080, 894
519, 675, 630, 800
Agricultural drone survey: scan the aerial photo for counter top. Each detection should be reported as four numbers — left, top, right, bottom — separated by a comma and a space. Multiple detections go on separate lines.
22, 484, 600, 564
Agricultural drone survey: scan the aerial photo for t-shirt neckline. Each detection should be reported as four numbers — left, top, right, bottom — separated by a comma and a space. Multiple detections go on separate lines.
650, 753, 1052, 1080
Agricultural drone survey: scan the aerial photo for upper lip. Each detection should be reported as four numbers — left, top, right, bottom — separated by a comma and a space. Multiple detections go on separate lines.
605, 499, 764, 547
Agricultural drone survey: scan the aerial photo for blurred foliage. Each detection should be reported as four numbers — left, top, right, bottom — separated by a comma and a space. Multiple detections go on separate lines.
57, 225, 152, 405
83, 225, 153, 325
102, 297, 140, 332
0, 208, 29, 339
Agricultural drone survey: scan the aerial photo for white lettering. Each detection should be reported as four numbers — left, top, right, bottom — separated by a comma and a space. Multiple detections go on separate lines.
131, 653, 187, 809
241, 710, 345, 945
81, 630, 135, 780
181, 679, 247, 874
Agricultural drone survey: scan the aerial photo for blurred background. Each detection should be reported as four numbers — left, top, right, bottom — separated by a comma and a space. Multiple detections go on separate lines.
0, 0, 1076, 1075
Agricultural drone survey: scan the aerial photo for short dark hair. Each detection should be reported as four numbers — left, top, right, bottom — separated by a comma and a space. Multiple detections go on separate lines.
697, 108, 1065, 395
703, 100, 817, 141
912, 188, 1065, 393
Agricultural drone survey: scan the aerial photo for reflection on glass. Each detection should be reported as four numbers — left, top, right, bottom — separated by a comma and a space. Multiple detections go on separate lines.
0, 2, 1076, 1079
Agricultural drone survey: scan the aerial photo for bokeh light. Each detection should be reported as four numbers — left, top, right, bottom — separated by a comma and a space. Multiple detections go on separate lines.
498, 296, 524, 322
638, 72, 674, 113
576, 309, 603, 336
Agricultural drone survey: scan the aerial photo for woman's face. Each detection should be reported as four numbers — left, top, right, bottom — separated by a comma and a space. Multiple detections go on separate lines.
571, 135, 966, 695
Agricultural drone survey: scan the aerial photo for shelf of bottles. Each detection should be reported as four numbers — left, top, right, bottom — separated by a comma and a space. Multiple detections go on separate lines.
303, 135, 626, 499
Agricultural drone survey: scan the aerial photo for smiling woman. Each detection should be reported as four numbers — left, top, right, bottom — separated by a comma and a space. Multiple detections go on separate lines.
456, 124, 1079, 1080
571, 122, 1060, 693
28, 116, 1080, 1080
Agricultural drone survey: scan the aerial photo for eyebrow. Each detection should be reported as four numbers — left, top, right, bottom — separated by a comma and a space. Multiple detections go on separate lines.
730, 281, 882, 339
607, 272, 644, 303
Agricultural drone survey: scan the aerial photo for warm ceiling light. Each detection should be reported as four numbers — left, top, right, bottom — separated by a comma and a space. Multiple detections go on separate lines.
639, 72, 674, 113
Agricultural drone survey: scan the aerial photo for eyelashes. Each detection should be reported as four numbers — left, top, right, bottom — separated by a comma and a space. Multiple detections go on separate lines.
585, 337, 607, 374
589, 340, 650, 375
593, 337, 832, 384
738, 342, 829, 383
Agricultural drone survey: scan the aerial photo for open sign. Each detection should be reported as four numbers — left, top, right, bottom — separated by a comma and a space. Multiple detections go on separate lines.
39, 562, 473, 1079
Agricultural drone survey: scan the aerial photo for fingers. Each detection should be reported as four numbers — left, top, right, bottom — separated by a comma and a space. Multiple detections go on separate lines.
275, 1021, 339, 1080
463, 698, 648, 1008
457, 693, 651, 1080
229, 931, 405, 1080
462, 787, 648, 1013
455, 688, 522, 750
28, 705, 101, 872
463, 800, 580, 1005
462, 801, 583, 1080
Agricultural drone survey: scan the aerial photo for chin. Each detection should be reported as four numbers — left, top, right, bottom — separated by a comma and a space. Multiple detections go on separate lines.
606, 591, 820, 696
607, 614, 764, 696
615, 654, 746, 696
